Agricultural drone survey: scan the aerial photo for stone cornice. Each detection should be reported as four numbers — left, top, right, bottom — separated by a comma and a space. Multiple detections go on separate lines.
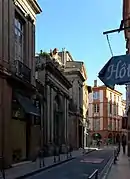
46, 61, 72, 89
27, 0, 42, 14
65, 70, 85, 82
46, 78, 70, 99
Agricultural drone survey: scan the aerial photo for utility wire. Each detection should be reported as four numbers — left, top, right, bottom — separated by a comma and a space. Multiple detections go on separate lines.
106, 34, 114, 57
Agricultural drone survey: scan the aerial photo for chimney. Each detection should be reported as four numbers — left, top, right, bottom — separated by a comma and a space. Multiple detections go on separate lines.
94, 80, 97, 87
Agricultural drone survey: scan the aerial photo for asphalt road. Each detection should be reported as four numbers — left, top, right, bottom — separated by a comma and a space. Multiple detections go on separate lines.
27, 149, 113, 179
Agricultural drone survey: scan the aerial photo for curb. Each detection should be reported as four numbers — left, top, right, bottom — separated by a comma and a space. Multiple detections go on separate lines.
15, 149, 94, 179
15, 157, 75, 179
99, 154, 114, 179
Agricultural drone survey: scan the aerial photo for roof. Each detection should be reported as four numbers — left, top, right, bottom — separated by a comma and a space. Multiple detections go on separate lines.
28, 0, 42, 14
58, 51, 74, 61
93, 85, 122, 95
65, 61, 83, 70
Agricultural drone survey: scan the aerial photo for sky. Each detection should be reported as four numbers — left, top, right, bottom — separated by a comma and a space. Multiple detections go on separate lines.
36, 0, 126, 99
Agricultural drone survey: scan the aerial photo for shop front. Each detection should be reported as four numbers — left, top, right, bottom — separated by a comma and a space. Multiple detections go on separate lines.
11, 91, 40, 163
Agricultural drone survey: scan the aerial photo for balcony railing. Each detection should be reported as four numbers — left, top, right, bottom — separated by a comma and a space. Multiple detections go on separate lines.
11, 60, 31, 83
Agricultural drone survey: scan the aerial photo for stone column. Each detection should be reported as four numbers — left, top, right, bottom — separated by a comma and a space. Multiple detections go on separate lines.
64, 97, 67, 143
47, 85, 51, 143
50, 88, 54, 142
66, 98, 70, 144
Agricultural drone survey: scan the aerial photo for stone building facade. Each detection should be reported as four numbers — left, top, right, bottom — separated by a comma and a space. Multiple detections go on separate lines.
36, 48, 91, 149
35, 52, 72, 154
65, 61, 85, 148
0, 0, 41, 167
83, 84, 92, 147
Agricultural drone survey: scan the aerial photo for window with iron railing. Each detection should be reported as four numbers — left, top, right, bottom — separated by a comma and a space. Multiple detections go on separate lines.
113, 104, 116, 116
93, 104, 100, 113
108, 102, 112, 114
93, 118, 100, 131
12, 15, 31, 82
14, 15, 24, 63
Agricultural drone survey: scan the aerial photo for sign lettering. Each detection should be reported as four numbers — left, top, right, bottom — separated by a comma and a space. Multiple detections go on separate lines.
106, 60, 128, 80
98, 54, 130, 89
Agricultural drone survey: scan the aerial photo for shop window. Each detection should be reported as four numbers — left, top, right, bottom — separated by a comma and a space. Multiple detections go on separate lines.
12, 98, 25, 120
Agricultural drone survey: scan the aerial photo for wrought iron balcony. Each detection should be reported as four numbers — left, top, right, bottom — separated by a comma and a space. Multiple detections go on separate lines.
11, 60, 31, 83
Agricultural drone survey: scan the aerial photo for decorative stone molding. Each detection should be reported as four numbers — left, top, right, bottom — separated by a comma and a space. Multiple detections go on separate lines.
26, 14, 34, 23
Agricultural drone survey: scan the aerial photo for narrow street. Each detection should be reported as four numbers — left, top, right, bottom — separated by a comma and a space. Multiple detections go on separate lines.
26, 149, 113, 179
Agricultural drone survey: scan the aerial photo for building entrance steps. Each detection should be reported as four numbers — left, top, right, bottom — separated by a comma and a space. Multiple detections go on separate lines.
107, 147, 130, 179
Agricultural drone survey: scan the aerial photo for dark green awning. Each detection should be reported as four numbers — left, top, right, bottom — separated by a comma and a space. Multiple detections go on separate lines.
15, 93, 40, 117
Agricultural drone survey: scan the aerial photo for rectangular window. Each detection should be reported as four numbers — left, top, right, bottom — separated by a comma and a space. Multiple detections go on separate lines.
110, 93, 112, 100
108, 119, 112, 130
93, 92, 99, 100
93, 118, 100, 131
14, 15, 24, 62
93, 104, 100, 113
109, 103, 112, 114
114, 95, 116, 102
114, 104, 116, 116
117, 104, 118, 115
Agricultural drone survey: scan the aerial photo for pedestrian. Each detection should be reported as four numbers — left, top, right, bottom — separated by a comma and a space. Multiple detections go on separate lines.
97, 140, 100, 148
122, 134, 127, 154
117, 137, 121, 155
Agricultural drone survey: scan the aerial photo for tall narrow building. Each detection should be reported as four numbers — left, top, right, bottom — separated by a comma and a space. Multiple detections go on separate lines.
0, 0, 41, 167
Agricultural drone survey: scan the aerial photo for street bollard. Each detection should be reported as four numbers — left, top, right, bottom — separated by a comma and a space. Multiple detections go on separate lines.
58, 146, 60, 162
66, 146, 69, 159
0, 156, 5, 179
39, 151, 42, 168
114, 148, 118, 164
69, 145, 72, 157
53, 146, 56, 163
41, 150, 45, 167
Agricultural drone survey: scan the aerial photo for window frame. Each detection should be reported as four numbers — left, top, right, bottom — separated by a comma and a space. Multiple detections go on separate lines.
93, 118, 100, 131
14, 12, 25, 63
93, 103, 100, 113
109, 103, 112, 114
93, 91, 100, 100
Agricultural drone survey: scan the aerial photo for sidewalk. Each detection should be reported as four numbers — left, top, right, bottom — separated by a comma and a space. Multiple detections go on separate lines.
0, 149, 91, 179
107, 148, 130, 179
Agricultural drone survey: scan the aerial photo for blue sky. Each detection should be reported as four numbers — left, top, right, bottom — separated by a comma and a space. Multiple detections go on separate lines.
36, 0, 126, 98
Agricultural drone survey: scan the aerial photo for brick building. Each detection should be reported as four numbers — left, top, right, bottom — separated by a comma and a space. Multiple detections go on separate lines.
88, 80, 125, 144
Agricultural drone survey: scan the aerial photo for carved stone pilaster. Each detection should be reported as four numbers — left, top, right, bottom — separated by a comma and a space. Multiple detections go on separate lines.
50, 87, 54, 142
47, 85, 51, 143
